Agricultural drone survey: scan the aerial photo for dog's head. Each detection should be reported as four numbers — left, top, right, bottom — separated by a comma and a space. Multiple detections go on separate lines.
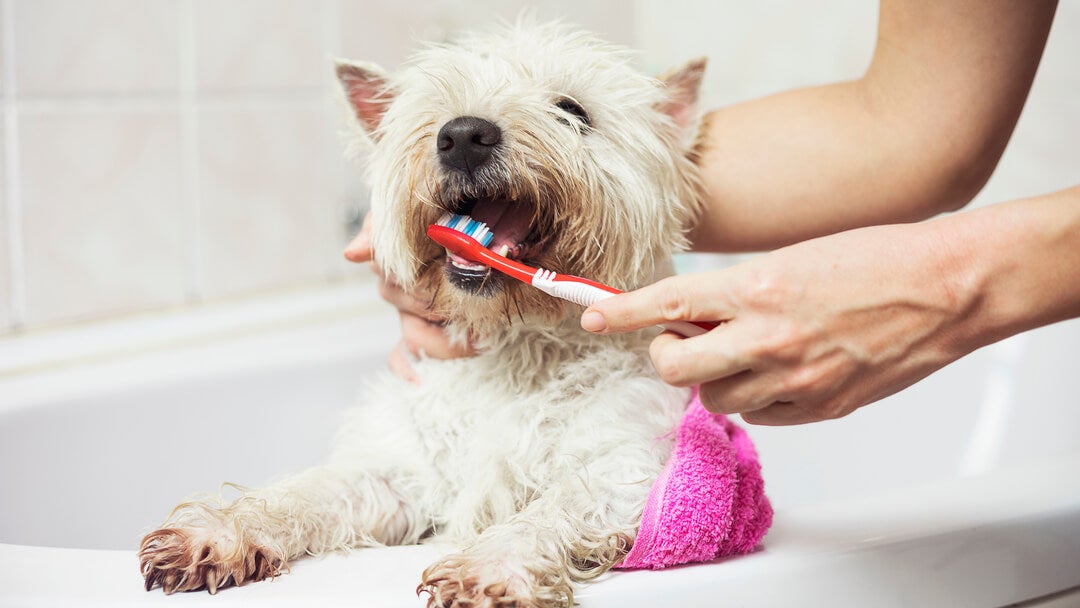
338, 21, 705, 337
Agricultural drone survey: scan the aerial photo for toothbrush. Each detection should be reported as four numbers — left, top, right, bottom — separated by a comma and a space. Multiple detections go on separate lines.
428, 214, 718, 338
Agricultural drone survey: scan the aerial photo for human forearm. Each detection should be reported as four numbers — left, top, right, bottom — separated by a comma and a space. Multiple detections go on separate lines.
691, 0, 1057, 252
583, 183, 1080, 425
938, 185, 1080, 356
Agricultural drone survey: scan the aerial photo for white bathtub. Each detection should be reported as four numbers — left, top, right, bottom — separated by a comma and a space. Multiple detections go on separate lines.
2, 283, 1079, 607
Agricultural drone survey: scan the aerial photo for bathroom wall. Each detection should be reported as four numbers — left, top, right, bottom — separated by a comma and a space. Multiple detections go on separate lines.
1, 1, 1078, 336
0, 0, 632, 334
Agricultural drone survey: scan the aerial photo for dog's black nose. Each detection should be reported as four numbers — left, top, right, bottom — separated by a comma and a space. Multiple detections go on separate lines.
436, 116, 501, 175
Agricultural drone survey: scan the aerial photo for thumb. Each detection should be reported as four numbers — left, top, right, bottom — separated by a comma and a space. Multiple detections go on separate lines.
581, 272, 734, 334
344, 211, 375, 263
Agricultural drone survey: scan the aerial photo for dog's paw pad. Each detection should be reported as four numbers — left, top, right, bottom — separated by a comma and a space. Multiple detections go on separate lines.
139, 527, 287, 594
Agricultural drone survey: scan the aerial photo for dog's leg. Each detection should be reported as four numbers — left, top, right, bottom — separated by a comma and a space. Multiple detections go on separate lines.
139, 466, 425, 594
418, 484, 642, 608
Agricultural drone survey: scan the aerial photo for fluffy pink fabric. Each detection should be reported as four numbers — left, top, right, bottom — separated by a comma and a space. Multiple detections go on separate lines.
616, 389, 772, 569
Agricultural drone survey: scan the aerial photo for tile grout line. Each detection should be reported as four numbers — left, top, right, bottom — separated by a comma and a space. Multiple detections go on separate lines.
179, 0, 203, 303
2, 0, 26, 329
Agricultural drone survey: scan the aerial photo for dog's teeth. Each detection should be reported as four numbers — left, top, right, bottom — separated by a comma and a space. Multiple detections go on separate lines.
496, 244, 510, 257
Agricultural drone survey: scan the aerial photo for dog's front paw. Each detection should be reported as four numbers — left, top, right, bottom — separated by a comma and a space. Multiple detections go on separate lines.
419, 554, 559, 608
139, 527, 287, 594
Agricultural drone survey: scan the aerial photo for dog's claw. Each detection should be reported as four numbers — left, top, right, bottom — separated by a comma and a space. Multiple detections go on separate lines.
139, 526, 287, 595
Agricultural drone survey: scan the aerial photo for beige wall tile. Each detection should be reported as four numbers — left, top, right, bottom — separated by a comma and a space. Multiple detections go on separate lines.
633, 1, 877, 107
19, 108, 186, 326
336, 0, 633, 70
198, 104, 333, 298
0, 6, 5, 97
14, 0, 181, 96
336, 0, 445, 69
323, 91, 373, 282
0, 114, 10, 331
194, 0, 325, 92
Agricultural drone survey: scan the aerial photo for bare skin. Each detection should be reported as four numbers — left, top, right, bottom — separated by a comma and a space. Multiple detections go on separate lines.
583, 186, 1080, 424
348, 0, 1076, 425
689, 0, 1058, 252
344, 213, 474, 384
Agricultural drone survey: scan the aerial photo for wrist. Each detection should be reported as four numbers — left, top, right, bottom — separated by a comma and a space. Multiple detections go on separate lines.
925, 187, 1080, 355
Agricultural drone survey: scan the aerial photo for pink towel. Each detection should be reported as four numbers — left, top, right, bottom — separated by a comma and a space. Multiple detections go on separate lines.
616, 389, 772, 569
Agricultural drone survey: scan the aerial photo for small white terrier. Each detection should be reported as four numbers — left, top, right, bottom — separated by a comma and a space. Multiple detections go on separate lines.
140, 20, 706, 608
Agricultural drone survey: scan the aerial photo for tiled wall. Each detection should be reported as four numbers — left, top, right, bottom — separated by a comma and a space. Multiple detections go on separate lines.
0, 0, 632, 334
2, 1, 1077, 335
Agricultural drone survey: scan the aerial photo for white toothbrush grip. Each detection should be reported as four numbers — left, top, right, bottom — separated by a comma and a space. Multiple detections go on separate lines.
532, 270, 715, 338
532, 271, 617, 307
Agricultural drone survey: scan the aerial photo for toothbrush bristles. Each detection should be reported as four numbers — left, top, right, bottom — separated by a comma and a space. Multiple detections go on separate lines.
437, 213, 495, 247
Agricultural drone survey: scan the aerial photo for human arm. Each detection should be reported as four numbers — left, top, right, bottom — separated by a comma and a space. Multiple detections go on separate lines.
692, 0, 1058, 252
581, 185, 1080, 425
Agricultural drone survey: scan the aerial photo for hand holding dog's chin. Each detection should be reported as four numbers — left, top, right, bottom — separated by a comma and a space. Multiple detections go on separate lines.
582, 222, 978, 426
345, 214, 475, 383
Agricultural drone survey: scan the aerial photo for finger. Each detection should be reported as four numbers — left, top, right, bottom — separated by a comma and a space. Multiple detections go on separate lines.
647, 322, 756, 387
368, 260, 384, 279
740, 401, 820, 426
581, 273, 735, 334
697, 370, 783, 414
344, 211, 374, 263
400, 313, 475, 360
378, 277, 444, 322
387, 341, 420, 384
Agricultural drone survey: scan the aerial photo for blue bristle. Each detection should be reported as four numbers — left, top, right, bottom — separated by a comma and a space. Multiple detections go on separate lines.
438, 213, 496, 248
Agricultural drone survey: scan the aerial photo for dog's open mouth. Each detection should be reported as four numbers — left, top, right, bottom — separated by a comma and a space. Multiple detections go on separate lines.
440, 193, 546, 295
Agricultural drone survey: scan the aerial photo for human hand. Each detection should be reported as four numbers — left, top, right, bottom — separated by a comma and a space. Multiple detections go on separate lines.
580, 222, 975, 425
344, 212, 475, 383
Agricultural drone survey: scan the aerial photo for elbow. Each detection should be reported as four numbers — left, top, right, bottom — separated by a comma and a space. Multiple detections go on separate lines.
927, 134, 1010, 215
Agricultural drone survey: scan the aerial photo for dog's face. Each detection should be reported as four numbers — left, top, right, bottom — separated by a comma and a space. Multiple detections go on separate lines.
338, 22, 705, 337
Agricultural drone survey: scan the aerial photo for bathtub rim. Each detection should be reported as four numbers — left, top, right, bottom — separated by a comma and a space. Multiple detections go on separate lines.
2, 451, 1079, 607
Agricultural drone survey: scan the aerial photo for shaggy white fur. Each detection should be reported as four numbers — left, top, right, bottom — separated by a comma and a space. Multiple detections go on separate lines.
140, 20, 707, 608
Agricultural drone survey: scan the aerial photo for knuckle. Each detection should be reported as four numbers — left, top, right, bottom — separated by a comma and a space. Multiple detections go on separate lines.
657, 278, 692, 322
752, 322, 806, 364
743, 267, 790, 310
782, 366, 823, 396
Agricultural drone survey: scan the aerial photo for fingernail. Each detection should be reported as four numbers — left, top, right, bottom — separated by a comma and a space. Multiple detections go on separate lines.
581, 310, 607, 333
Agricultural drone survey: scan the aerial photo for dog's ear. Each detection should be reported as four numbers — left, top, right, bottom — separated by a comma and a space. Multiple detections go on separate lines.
335, 59, 393, 138
656, 57, 707, 135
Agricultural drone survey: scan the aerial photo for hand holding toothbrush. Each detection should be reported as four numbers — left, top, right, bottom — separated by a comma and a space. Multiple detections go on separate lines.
579, 219, 992, 426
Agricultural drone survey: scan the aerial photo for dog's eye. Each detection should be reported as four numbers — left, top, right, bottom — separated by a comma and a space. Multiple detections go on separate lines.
554, 97, 591, 128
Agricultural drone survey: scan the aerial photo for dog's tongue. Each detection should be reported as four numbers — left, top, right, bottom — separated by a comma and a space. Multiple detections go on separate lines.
470, 198, 532, 253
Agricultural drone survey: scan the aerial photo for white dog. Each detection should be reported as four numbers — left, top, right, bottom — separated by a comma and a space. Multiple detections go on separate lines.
140, 20, 706, 608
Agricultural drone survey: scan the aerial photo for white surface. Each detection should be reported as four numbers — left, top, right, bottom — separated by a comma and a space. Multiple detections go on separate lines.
1, 284, 1079, 606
